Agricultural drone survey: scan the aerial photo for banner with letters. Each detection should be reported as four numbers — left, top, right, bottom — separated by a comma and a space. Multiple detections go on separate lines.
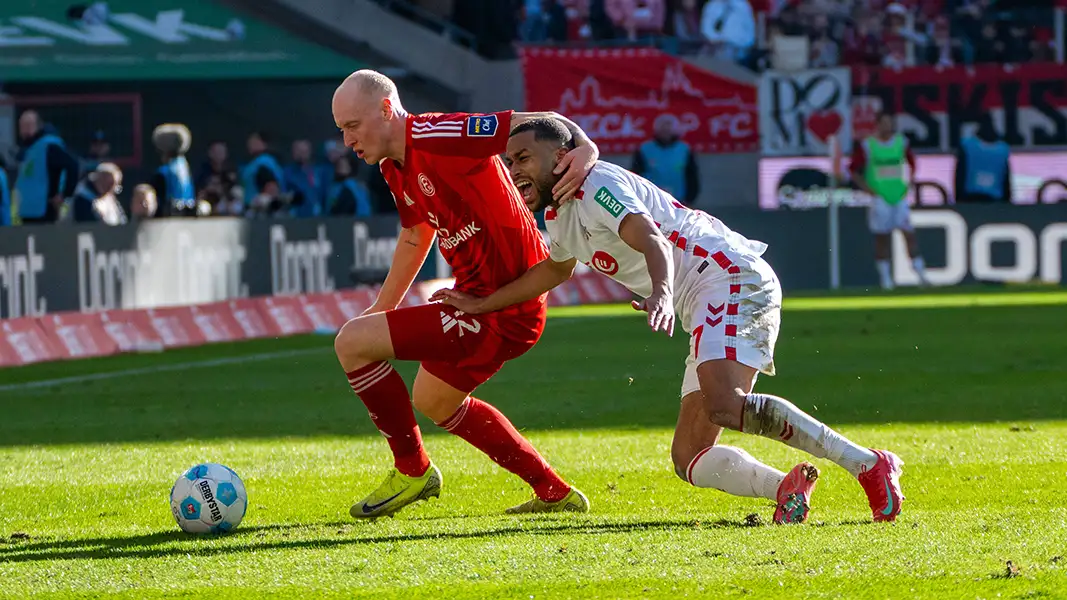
759, 67, 852, 157
852, 64, 1067, 152
520, 47, 759, 154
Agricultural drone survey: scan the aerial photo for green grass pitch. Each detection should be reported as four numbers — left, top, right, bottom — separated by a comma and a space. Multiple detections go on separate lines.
2, 290, 1066, 599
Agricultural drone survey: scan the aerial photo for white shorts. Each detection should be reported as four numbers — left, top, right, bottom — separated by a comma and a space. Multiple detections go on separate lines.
679, 256, 782, 398
868, 198, 913, 235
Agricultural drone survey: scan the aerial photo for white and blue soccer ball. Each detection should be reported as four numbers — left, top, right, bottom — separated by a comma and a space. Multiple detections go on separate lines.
170, 463, 247, 534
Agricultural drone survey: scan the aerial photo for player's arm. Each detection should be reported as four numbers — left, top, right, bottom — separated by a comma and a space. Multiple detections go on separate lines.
431, 256, 577, 315
618, 213, 675, 336
365, 222, 437, 314
849, 142, 875, 196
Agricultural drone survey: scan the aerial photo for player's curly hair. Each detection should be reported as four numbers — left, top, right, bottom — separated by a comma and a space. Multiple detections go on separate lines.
152, 123, 192, 158
510, 118, 575, 149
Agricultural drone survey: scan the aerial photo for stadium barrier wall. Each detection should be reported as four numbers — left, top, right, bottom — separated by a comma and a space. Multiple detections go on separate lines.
2, 205, 1065, 367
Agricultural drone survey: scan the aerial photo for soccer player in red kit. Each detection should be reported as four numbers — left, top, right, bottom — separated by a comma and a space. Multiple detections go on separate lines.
331, 70, 595, 518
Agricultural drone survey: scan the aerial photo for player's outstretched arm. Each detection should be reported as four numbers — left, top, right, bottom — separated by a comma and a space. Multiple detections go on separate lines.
512, 112, 598, 204
618, 213, 675, 336
430, 257, 577, 314
364, 222, 436, 315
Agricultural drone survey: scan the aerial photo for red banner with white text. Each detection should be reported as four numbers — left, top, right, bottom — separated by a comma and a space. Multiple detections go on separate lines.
521, 47, 759, 153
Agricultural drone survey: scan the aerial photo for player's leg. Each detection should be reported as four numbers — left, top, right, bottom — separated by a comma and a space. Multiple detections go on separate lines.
672, 389, 787, 503
412, 367, 587, 514
695, 258, 903, 521
898, 202, 931, 286
869, 200, 895, 289
334, 312, 430, 478
335, 309, 441, 519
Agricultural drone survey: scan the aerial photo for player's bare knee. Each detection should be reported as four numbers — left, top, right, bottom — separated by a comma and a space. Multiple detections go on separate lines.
334, 318, 377, 366
700, 387, 746, 430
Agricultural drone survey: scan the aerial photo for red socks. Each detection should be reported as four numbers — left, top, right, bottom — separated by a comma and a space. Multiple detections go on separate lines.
346, 362, 430, 478
439, 397, 571, 502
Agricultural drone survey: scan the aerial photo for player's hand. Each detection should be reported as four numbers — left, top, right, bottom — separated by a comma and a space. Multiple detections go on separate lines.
429, 288, 488, 314
632, 292, 674, 337
552, 144, 598, 204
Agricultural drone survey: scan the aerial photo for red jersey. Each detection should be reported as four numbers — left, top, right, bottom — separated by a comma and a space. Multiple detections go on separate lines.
379, 110, 549, 338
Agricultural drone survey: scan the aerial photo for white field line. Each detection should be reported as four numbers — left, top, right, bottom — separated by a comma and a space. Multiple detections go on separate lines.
0, 347, 329, 393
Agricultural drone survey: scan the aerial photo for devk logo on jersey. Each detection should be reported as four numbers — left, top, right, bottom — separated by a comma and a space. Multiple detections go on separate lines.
589, 250, 620, 276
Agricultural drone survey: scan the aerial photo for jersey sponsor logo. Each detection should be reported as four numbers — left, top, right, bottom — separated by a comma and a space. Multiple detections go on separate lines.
466, 114, 498, 137
418, 173, 436, 197
594, 186, 625, 218
589, 250, 619, 275
438, 222, 482, 250
441, 310, 482, 337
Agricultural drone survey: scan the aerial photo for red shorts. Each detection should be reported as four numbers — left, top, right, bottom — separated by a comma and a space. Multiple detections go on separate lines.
385, 302, 546, 393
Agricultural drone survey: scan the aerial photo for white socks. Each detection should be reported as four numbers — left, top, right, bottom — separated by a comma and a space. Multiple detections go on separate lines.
742, 393, 878, 478
876, 259, 893, 290
912, 256, 930, 285
685, 445, 784, 501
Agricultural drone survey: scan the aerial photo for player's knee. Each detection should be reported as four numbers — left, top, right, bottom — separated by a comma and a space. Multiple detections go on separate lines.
700, 387, 747, 429
669, 441, 693, 483
334, 318, 375, 363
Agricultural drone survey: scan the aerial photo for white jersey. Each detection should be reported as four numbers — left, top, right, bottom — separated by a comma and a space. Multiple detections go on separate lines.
545, 161, 768, 329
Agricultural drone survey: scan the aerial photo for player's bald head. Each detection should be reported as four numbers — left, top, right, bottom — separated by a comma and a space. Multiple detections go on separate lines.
335, 69, 398, 107
333, 69, 407, 165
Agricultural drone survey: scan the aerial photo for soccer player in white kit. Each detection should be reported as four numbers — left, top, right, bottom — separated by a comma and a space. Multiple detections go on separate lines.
433, 118, 905, 524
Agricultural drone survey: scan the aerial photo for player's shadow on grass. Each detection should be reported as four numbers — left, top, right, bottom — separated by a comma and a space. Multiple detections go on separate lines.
0, 517, 769, 564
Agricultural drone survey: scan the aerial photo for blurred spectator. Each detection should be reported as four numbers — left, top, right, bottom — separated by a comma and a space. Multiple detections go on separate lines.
670, 0, 704, 43
242, 131, 287, 218
808, 13, 840, 66
522, 0, 570, 41
197, 140, 242, 216
326, 155, 373, 217
701, 0, 756, 63
149, 123, 197, 218
365, 165, 397, 214
81, 130, 111, 175
589, 0, 618, 39
954, 123, 1011, 203
1, 157, 10, 226
840, 11, 883, 66
72, 162, 126, 225
284, 139, 325, 218
14, 110, 79, 225
131, 184, 158, 220
632, 114, 700, 205
606, 0, 666, 40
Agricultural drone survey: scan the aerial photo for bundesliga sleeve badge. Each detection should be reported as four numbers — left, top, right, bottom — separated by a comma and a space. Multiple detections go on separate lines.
466, 114, 498, 137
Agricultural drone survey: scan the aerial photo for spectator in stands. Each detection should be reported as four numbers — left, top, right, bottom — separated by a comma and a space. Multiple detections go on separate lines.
72, 162, 126, 225
954, 122, 1011, 204
130, 184, 158, 220
197, 140, 242, 216
452, 0, 521, 59
285, 139, 325, 218
974, 20, 1004, 64
701, 0, 756, 63
606, 0, 666, 40
149, 123, 197, 218
632, 114, 700, 205
0, 156, 10, 226
81, 130, 111, 175
809, 13, 840, 66
14, 110, 79, 225
326, 154, 373, 217
522, 0, 570, 41
242, 131, 287, 217
669, 0, 704, 44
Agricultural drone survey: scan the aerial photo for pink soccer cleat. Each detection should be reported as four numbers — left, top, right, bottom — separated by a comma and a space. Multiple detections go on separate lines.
774, 462, 819, 524
857, 449, 904, 522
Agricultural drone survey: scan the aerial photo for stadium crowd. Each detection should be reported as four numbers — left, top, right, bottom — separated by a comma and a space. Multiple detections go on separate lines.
410, 0, 1060, 68
0, 111, 393, 227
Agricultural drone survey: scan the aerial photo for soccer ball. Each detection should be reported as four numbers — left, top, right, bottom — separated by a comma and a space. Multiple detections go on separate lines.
170, 463, 247, 534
